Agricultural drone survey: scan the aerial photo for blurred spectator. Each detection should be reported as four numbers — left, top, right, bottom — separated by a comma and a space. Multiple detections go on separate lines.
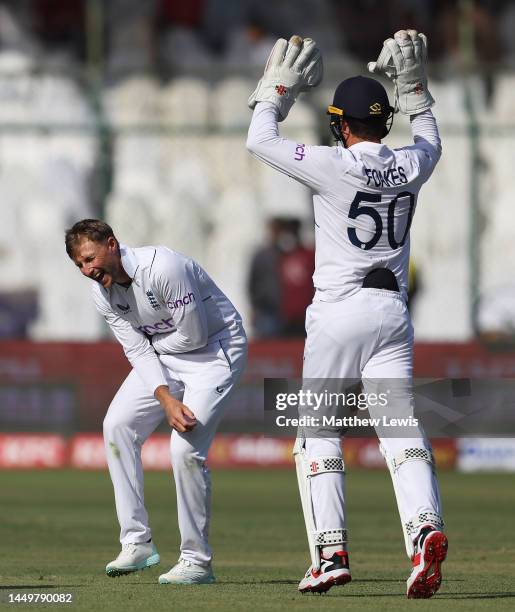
157, 0, 205, 27
223, 13, 278, 70
156, 0, 214, 74
329, 0, 405, 61
105, 0, 158, 78
437, 0, 503, 70
248, 217, 314, 338
279, 218, 315, 336
0, 289, 38, 338
407, 258, 420, 314
497, 0, 515, 69
0, 2, 37, 56
476, 285, 515, 345
32, 0, 86, 60
202, 0, 252, 54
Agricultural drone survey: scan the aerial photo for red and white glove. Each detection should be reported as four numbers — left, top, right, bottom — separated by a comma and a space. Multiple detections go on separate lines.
368, 29, 434, 116
248, 35, 323, 121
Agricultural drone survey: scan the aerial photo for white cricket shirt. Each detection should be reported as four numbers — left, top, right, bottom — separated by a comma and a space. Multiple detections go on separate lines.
92, 245, 244, 393
247, 102, 441, 302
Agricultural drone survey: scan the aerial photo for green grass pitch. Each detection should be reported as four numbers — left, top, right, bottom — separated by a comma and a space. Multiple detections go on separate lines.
1, 468, 514, 610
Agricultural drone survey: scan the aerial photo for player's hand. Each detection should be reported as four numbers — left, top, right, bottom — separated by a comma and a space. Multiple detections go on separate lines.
155, 386, 197, 432
368, 29, 434, 115
164, 399, 197, 433
248, 35, 323, 121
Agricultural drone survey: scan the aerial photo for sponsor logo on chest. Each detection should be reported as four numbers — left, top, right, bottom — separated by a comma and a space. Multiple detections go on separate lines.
167, 292, 195, 310
137, 317, 175, 335
137, 292, 196, 336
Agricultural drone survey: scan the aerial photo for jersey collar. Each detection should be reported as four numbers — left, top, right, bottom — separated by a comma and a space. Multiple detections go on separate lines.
348, 141, 387, 154
119, 243, 140, 286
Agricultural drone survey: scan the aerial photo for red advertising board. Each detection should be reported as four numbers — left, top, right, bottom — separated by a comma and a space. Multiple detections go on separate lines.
2, 339, 515, 433
0, 433, 457, 471
0, 340, 513, 471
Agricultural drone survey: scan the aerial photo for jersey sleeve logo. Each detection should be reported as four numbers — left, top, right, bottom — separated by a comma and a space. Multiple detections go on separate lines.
145, 290, 161, 311
295, 144, 306, 161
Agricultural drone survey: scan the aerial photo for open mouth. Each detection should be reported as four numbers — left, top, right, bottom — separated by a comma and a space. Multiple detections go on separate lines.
93, 271, 105, 284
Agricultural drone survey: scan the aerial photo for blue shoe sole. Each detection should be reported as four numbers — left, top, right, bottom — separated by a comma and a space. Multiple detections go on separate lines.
106, 553, 160, 577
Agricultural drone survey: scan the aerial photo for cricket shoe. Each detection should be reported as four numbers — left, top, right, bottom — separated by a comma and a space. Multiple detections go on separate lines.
105, 541, 160, 577
407, 527, 448, 598
158, 557, 216, 585
298, 551, 351, 594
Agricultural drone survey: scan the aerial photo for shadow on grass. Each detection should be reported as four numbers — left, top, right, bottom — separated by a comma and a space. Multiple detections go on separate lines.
354, 578, 465, 583
438, 592, 515, 600
0, 585, 81, 590
321, 590, 515, 600
219, 578, 464, 586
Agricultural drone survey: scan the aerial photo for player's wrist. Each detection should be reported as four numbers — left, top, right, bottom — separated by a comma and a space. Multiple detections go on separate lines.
154, 384, 172, 403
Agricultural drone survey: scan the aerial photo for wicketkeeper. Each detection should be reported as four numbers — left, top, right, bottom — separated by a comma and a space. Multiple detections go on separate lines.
247, 31, 447, 598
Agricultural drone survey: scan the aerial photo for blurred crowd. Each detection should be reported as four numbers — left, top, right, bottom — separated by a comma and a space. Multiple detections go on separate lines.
0, 0, 514, 344
2, 0, 515, 77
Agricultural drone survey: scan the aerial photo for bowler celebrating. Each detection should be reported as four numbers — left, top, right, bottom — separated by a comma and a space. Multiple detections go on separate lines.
65, 219, 247, 584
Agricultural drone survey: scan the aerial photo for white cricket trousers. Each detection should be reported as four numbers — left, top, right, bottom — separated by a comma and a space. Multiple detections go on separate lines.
103, 333, 247, 565
302, 289, 442, 555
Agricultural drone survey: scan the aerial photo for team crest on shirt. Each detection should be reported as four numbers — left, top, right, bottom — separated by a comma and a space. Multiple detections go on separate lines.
146, 290, 161, 311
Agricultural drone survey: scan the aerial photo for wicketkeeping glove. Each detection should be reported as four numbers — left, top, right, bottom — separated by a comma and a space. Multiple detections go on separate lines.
248, 35, 323, 121
368, 29, 434, 116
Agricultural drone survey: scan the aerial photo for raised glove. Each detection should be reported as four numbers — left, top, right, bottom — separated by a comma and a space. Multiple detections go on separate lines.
368, 29, 434, 115
248, 35, 323, 121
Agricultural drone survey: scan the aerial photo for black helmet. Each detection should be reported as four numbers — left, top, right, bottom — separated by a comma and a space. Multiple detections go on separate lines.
327, 76, 395, 142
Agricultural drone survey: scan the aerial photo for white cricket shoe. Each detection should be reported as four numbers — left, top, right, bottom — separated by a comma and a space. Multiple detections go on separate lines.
298, 551, 351, 594
158, 557, 216, 585
106, 541, 160, 577
407, 528, 448, 598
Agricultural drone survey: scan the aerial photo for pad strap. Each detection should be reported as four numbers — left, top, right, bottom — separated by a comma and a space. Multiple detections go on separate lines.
308, 456, 345, 476
391, 448, 434, 471
405, 511, 444, 537
315, 528, 348, 546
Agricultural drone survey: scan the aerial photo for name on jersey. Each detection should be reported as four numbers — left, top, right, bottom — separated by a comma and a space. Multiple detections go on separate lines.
364, 166, 407, 188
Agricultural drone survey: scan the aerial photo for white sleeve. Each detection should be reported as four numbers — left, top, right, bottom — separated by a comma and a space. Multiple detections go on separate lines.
92, 289, 167, 394
151, 255, 208, 354
406, 109, 442, 182
246, 101, 336, 193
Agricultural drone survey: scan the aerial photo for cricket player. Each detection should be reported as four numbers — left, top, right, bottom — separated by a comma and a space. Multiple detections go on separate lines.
65, 219, 247, 584
247, 31, 447, 598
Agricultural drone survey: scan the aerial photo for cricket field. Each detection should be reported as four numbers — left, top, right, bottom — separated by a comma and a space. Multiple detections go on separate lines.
1, 468, 514, 610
